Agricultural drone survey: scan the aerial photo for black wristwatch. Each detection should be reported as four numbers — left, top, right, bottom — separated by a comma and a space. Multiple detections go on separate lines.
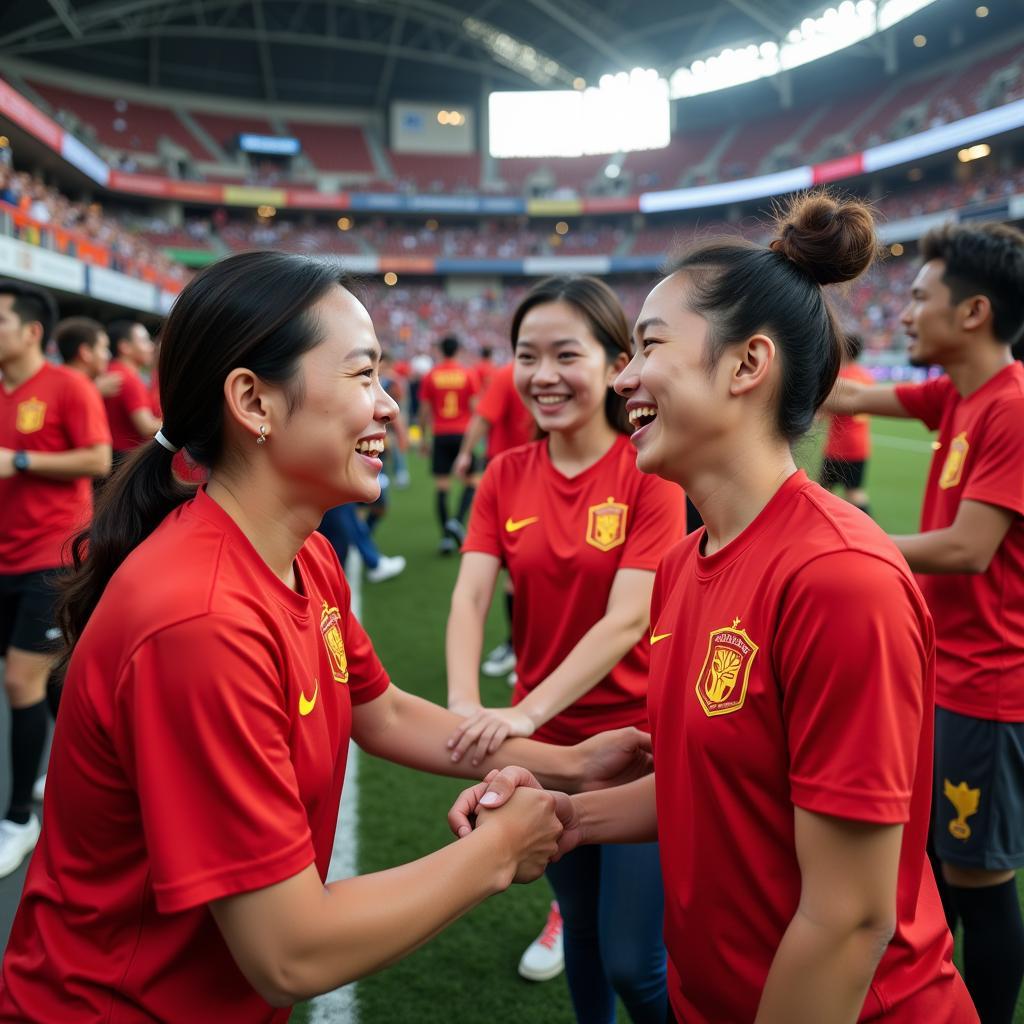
12, 450, 30, 473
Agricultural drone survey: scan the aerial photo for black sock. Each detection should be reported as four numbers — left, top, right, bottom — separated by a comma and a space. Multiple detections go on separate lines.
436, 490, 450, 535
8, 699, 48, 824
952, 878, 1024, 1024
456, 485, 475, 523
505, 590, 514, 643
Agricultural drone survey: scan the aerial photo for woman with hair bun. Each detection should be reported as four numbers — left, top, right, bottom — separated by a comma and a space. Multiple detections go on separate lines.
0, 251, 655, 1023
452, 193, 978, 1021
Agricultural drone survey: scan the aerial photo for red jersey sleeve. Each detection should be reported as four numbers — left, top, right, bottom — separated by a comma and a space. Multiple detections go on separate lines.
895, 376, 954, 431
115, 616, 316, 914
619, 476, 686, 571
776, 551, 929, 824
476, 372, 508, 425
62, 373, 112, 448
119, 367, 152, 416
463, 457, 504, 559
960, 398, 1024, 518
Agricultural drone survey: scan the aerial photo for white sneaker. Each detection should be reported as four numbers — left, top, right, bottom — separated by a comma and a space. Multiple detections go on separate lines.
32, 774, 46, 802
0, 815, 41, 879
482, 641, 516, 677
366, 555, 406, 583
517, 901, 564, 982
445, 517, 467, 544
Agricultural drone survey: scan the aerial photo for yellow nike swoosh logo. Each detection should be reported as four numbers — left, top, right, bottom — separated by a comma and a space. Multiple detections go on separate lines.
650, 633, 672, 645
299, 678, 319, 717
505, 516, 539, 533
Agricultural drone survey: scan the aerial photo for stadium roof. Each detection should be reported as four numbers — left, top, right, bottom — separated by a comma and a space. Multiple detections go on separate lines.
0, 0, 919, 109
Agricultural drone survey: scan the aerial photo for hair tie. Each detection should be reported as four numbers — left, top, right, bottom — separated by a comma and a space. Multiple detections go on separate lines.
153, 430, 181, 454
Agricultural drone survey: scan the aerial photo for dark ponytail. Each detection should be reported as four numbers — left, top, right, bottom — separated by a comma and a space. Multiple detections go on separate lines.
58, 251, 348, 653
666, 189, 877, 442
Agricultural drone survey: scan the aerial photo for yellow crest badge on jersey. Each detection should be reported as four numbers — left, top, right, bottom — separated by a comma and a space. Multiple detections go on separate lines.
939, 431, 969, 490
586, 497, 628, 552
320, 600, 349, 684
16, 396, 46, 434
944, 778, 980, 840
696, 618, 758, 717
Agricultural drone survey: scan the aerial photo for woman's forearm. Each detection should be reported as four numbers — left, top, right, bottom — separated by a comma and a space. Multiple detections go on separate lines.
517, 611, 645, 728
754, 910, 893, 1024
572, 774, 658, 845
445, 588, 492, 709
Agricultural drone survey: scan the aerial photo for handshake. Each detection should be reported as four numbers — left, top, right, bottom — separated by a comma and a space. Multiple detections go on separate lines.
447, 766, 582, 886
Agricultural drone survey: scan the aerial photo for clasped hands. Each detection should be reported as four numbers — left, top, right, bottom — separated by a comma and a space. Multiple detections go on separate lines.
447, 766, 582, 883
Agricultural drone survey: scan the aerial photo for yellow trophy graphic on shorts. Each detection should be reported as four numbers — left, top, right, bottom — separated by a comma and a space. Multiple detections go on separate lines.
944, 778, 980, 841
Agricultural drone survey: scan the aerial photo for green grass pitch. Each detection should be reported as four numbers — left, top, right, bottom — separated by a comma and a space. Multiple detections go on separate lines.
294, 416, 1023, 1023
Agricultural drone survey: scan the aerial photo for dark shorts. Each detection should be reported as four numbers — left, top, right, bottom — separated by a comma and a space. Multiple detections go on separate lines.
819, 457, 866, 490
0, 570, 62, 656
432, 433, 479, 477
933, 706, 1024, 870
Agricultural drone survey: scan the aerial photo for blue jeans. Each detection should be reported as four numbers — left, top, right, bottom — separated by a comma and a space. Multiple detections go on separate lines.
545, 841, 667, 1024
318, 504, 380, 570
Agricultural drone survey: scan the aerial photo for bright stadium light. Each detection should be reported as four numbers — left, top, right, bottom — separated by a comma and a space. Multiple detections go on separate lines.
668, 0, 940, 99
489, 69, 669, 157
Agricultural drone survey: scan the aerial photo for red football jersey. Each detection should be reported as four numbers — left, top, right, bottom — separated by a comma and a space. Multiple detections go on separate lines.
824, 363, 874, 462
648, 471, 970, 1023
0, 362, 111, 574
475, 364, 535, 459
420, 358, 479, 435
103, 358, 152, 451
0, 490, 389, 1023
464, 434, 685, 743
896, 363, 1024, 721
476, 358, 497, 396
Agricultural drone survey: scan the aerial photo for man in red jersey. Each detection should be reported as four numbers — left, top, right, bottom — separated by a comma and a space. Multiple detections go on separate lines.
104, 318, 160, 465
0, 280, 111, 877
54, 316, 122, 400
476, 345, 497, 396
819, 332, 874, 515
829, 222, 1024, 1024
418, 334, 480, 553
453, 362, 536, 680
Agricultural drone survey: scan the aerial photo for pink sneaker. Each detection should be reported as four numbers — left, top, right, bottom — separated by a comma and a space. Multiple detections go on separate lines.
517, 901, 564, 981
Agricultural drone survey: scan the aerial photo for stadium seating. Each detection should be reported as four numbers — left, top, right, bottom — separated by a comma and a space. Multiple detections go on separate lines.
388, 153, 481, 193
24, 79, 205, 159
287, 122, 375, 174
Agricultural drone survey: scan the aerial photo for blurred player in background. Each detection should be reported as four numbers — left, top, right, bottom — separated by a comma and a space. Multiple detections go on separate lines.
419, 334, 480, 553
104, 318, 160, 466
446, 276, 684, 1022
828, 221, 1024, 1024
819, 331, 874, 515
54, 317, 122, 400
0, 280, 111, 878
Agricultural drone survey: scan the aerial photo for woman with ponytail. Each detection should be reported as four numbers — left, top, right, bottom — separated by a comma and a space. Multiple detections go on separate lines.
452, 193, 978, 1022
0, 252, 653, 1023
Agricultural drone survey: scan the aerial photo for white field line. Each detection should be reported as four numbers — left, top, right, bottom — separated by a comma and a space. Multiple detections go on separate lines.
309, 548, 364, 1023
871, 432, 935, 453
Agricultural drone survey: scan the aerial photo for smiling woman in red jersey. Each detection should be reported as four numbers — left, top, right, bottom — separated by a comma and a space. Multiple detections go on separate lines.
0, 252, 656, 1024
446, 276, 685, 1023
451, 195, 978, 1024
